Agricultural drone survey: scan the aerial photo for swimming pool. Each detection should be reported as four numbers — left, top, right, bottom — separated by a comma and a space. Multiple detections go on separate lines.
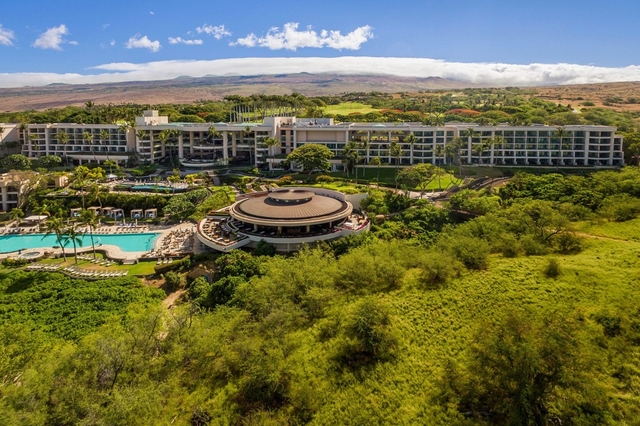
0, 233, 161, 254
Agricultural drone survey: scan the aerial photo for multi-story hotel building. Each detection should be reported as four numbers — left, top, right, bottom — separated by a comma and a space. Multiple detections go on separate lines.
12, 111, 624, 168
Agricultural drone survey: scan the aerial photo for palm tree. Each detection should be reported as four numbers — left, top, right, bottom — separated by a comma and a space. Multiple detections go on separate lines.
434, 145, 445, 166
359, 134, 370, 177
136, 130, 149, 164
405, 133, 417, 165
55, 130, 69, 166
62, 225, 83, 264
43, 216, 68, 261
10, 207, 23, 225
78, 209, 98, 259
369, 156, 382, 184
157, 130, 171, 166
243, 126, 255, 166
263, 137, 281, 173
99, 129, 111, 164
490, 135, 504, 165
553, 127, 570, 168
83, 131, 96, 164
462, 127, 480, 165
389, 141, 404, 190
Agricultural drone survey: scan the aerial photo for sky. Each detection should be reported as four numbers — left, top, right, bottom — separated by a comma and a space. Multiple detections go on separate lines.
1, 0, 640, 88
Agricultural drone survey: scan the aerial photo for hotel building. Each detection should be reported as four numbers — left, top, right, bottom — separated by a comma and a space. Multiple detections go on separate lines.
13, 111, 624, 168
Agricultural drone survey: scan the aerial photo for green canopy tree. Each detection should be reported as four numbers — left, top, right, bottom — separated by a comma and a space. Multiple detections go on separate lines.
1, 154, 31, 171
287, 144, 333, 181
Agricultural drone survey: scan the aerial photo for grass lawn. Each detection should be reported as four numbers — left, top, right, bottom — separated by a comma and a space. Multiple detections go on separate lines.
334, 167, 463, 189
40, 255, 158, 276
322, 102, 379, 115
575, 217, 640, 242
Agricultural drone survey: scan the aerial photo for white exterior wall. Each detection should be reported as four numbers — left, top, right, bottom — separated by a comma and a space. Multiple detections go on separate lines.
18, 113, 625, 168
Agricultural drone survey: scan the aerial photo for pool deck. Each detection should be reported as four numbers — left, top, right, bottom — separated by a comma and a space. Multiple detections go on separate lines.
0, 222, 197, 263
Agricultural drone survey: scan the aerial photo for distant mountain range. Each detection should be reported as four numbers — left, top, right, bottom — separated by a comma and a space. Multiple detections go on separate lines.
0, 73, 481, 111
2, 73, 639, 113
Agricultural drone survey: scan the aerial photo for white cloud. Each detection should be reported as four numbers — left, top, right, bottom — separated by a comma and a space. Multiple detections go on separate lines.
1, 57, 640, 88
102, 23, 110, 29
196, 24, 231, 40
68, 40, 78, 45
110, 40, 115, 46
125, 35, 161, 52
150, 11, 154, 15
230, 23, 373, 51
168, 37, 203, 45
32, 24, 68, 50
0, 24, 16, 46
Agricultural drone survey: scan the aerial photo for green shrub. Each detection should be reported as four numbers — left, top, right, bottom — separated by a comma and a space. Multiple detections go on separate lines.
163, 271, 184, 291
419, 251, 461, 287
497, 233, 521, 258
520, 234, 549, 256
333, 298, 398, 367
2, 258, 29, 267
544, 258, 562, 278
154, 256, 191, 275
440, 235, 490, 270
553, 232, 583, 254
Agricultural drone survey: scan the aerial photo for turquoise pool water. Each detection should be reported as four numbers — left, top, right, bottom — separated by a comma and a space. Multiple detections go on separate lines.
0, 233, 161, 253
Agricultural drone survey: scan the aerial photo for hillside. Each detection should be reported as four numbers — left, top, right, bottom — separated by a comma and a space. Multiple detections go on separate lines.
0, 74, 478, 111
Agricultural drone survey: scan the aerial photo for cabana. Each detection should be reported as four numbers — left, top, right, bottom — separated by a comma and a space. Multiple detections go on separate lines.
144, 208, 157, 219
70, 208, 82, 218
113, 208, 125, 220
102, 207, 115, 218
131, 209, 143, 219
88, 206, 101, 216
23, 215, 48, 225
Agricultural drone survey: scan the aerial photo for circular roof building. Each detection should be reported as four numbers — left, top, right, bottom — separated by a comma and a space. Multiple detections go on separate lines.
197, 187, 370, 252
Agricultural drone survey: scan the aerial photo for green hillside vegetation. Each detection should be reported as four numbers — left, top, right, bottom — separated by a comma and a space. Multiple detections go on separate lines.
1, 168, 640, 424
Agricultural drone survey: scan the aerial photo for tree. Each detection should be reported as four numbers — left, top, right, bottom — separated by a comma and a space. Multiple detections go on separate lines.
55, 130, 70, 166
389, 141, 404, 190
34, 155, 62, 169
405, 133, 417, 165
136, 130, 149, 164
82, 131, 96, 164
1, 154, 31, 171
434, 144, 445, 166
396, 163, 437, 197
62, 225, 83, 264
78, 209, 98, 259
157, 130, 171, 167
263, 137, 281, 172
454, 310, 590, 424
553, 126, 570, 167
287, 144, 333, 181
10, 207, 24, 223
462, 127, 480, 166
43, 216, 68, 261
369, 156, 382, 183
342, 141, 360, 184
99, 129, 111, 164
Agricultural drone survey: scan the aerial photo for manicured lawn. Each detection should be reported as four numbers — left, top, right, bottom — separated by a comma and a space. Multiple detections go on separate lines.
322, 102, 379, 115
40, 255, 158, 275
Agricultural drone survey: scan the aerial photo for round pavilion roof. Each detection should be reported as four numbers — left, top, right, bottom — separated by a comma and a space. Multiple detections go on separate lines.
229, 189, 352, 226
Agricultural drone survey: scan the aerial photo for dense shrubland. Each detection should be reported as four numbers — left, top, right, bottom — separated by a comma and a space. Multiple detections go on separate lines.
2, 168, 640, 424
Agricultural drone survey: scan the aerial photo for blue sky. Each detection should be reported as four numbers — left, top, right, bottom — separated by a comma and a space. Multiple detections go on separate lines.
1, 0, 639, 87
